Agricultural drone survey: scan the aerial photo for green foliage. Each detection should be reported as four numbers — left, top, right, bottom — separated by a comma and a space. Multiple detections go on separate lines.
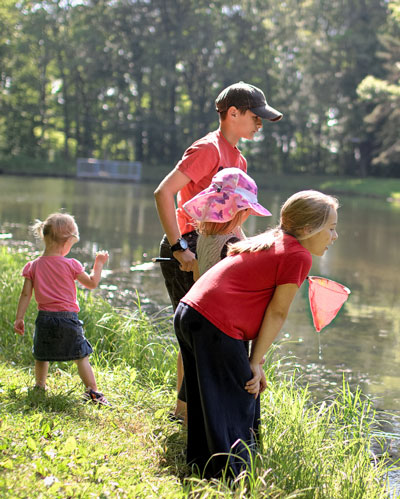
0, 1, 396, 176
356, 0, 400, 176
0, 247, 397, 498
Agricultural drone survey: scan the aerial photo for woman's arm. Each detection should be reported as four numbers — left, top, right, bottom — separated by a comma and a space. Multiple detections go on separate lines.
245, 283, 299, 397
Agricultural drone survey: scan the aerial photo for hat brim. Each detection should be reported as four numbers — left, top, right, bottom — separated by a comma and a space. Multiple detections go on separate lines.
183, 191, 272, 223
248, 203, 272, 217
250, 104, 283, 122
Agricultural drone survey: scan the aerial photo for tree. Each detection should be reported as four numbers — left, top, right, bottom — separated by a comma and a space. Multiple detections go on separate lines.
357, 1, 400, 176
267, 0, 387, 176
0, 0, 50, 158
0, 0, 396, 176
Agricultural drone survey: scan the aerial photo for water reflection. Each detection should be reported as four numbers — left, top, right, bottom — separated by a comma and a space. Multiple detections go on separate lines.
2, 174, 400, 472
1, 175, 169, 311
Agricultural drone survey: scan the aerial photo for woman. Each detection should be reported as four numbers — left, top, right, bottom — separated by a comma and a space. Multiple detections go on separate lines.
174, 190, 339, 478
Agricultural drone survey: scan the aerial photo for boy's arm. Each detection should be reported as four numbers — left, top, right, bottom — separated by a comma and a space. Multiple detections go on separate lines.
76, 251, 109, 290
154, 169, 196, 272
14, 278, 33, 335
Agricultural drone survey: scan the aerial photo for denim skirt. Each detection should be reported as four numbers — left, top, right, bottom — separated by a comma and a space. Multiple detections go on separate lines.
33, 311, 93, 362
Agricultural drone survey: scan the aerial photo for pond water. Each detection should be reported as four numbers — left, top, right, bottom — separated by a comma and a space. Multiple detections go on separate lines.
1, 174, 400, 488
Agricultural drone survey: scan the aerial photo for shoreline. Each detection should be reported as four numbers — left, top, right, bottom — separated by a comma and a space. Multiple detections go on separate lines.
2, 170, 400, 201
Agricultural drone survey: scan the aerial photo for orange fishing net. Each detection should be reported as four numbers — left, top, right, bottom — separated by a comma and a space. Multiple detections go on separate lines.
308, 276, 351, 332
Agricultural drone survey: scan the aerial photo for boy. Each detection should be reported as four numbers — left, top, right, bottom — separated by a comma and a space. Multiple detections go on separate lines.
154, 81, 282, 420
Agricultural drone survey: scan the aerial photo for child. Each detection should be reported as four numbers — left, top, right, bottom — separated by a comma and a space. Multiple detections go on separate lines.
154, 81, 282, 419
174, 190, 339, 478
14, 212, 110, 406
183, 167, 272, 279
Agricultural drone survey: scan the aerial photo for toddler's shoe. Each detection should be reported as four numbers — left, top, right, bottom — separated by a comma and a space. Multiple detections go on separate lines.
83, 388, 111, 407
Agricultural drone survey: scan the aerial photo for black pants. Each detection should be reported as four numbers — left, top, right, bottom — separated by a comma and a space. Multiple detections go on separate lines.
159, 231, 197, 402
174, 302, 260, 478
159, 231, 197, 310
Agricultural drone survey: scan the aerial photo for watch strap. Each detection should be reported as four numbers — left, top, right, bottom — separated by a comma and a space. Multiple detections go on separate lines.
171, 238, 187, 252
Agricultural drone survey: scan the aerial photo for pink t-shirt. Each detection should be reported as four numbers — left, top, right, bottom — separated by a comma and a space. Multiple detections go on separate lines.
176, 129, 247, 235
22, 256, 85, 312
182, 233, 312, 341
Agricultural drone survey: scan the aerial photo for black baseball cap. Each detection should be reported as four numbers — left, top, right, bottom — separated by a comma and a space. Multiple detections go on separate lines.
215, 81, 283, 122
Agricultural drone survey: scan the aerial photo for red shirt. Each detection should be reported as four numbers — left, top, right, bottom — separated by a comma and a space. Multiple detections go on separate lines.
181, 233, 312, 341
176, 129, 247, 235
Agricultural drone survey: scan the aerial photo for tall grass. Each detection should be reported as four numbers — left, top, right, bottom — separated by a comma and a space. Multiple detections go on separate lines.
0, 246, 177, 385
0, 246, 397, 498
181, 369, 394, 498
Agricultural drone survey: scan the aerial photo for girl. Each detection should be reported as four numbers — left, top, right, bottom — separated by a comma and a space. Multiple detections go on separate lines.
183, 167, 271, 279
14, 212, 110, 406
174, 190, 339, 478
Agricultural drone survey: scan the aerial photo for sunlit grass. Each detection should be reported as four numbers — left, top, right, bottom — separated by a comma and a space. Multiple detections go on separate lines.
0, 246, 397, 498
318, 177, 400, 201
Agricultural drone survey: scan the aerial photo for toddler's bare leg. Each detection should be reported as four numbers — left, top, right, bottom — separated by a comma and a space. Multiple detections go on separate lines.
75, 357, 98, 391
35, 360, 49, 388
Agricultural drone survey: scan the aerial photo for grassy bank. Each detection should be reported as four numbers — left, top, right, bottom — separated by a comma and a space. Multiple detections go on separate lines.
0, 155, 76, 177
250, 173, 400, 202
0, 247, 396, 498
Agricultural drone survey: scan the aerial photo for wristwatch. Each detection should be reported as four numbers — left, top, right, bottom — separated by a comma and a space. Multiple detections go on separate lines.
170, 237, 189, 252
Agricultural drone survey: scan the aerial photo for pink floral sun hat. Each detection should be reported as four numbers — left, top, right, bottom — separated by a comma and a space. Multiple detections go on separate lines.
183, 168, 272, 223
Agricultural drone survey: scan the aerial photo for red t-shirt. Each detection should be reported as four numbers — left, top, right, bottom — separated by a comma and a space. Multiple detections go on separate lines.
181, 233, 312, 341
176, 129, 247, 235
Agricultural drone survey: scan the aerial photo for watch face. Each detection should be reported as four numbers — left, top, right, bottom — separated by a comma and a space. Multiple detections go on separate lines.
171, 238, 189, 252
180, 238, 188, 250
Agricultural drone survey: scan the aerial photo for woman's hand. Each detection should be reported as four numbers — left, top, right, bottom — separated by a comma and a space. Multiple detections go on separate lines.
259, 367, 267, 394
245, 361, 266, 399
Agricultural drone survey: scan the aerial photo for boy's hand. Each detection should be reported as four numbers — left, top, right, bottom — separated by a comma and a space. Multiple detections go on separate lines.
95, 250, 109, 265
174, 248, 196, 272
14, 319, 25, 336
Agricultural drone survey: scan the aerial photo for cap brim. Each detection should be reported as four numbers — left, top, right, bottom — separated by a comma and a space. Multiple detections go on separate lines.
250, 105, 283, 122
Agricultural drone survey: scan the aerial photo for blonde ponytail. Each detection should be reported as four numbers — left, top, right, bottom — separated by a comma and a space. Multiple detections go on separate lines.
30, 212, 78, 244
31, 219, 46, 240
228, 190, 338, 255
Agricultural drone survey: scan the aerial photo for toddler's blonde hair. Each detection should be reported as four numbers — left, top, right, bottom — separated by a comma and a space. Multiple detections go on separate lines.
31, 212, 79, 244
